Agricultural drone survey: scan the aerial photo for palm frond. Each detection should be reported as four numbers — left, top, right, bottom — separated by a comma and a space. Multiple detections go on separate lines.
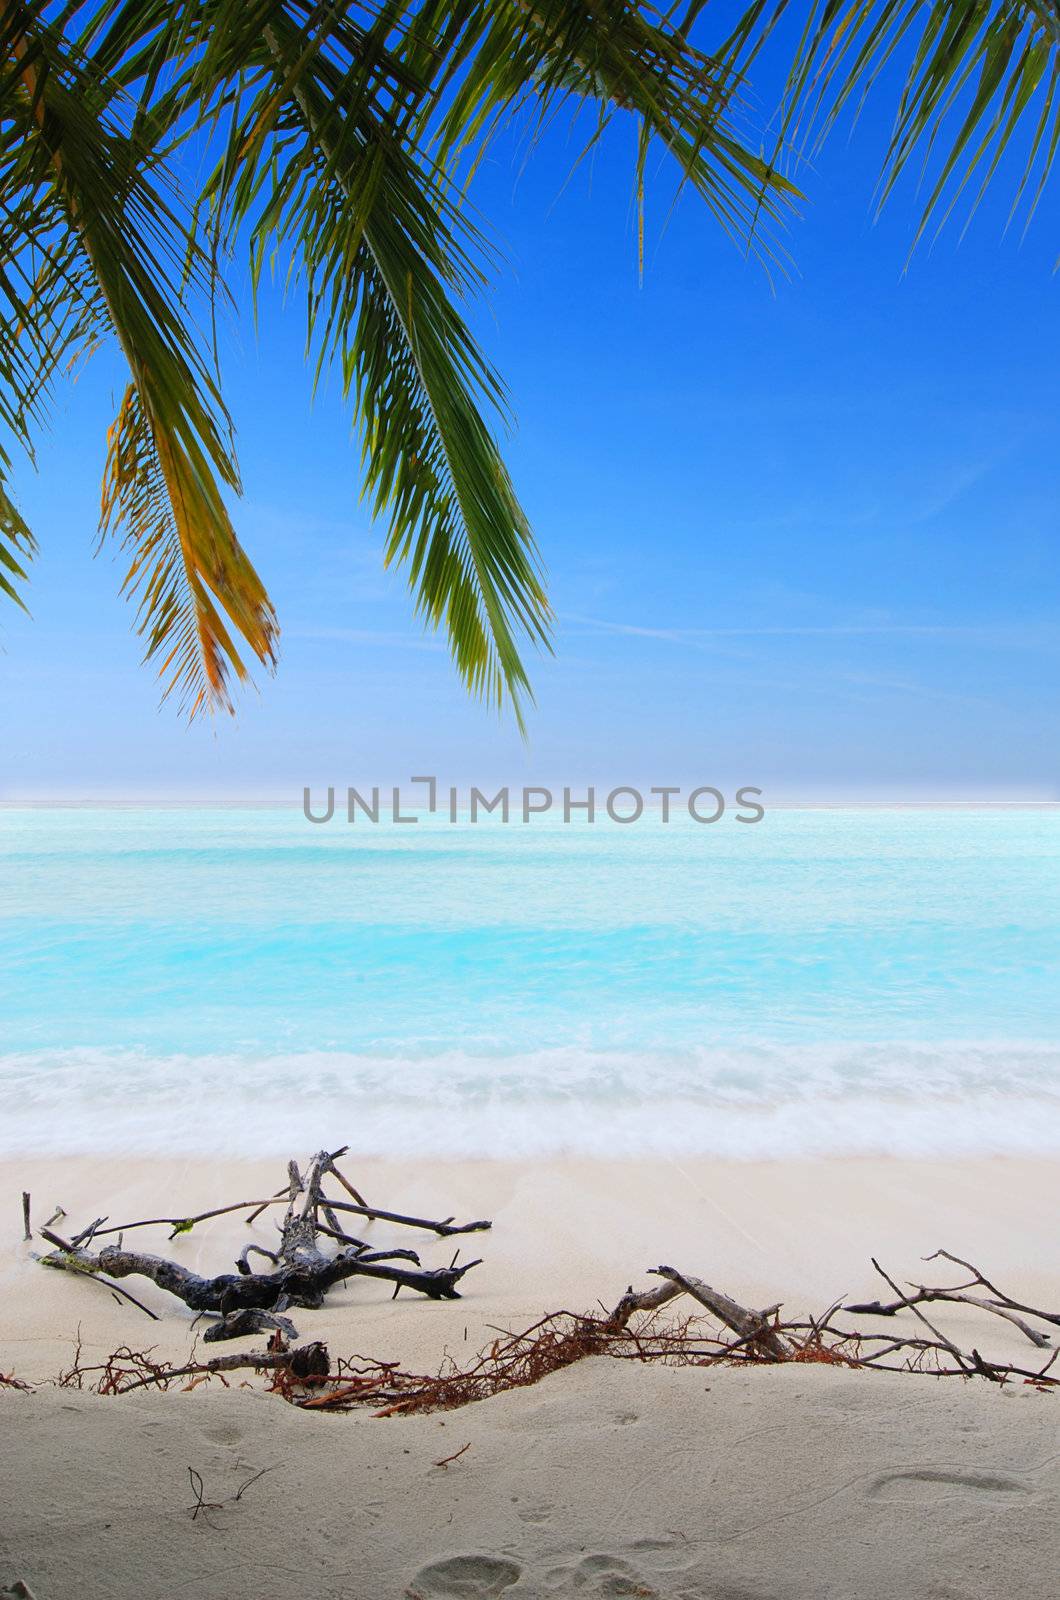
165, 1, 811, 720
100, 382, 273, 715
768, 0, 1060, 245
14, 0, 1053, 729
0, 58, 106, 465
349, 213, 547, 716
0, 473, 35, 612
0, 4, 277, 712
0, 2, 806, 721
390, 0, 802, 264
202, 6, 550, 720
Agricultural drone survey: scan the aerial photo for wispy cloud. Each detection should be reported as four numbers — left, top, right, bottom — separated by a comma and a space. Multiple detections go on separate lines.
836, 670, 998, 710
561, 613, 1058, 650
907, 449, 1012, 525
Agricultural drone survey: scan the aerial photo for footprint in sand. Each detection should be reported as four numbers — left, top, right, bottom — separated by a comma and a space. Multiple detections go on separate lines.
543, 1552, 660, 1596
197, 1420, 245, 1447
867, 1467, 1030, 1502
544, 1541, 764, 1599
406, 1554, 522, 1598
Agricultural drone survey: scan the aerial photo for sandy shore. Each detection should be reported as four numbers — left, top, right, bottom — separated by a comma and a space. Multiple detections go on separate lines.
2, 1153, 1059, 1597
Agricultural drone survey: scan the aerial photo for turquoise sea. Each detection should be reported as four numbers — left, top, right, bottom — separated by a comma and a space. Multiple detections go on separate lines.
1, 806, 1058, 1157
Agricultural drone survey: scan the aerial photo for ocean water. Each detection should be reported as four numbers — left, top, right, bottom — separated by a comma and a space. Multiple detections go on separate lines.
0, 806, 1058, 1158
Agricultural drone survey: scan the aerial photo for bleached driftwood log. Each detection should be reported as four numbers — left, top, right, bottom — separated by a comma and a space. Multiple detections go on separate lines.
649, 1266, 791, 1357
606, 1265, 791, 1357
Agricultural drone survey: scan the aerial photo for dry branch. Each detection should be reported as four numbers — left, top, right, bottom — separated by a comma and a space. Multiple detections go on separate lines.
606, 1278, 685, 1330
39, 1229, 161, 1320
926, 1250, 1060, 1330
866, 1256, 972, 1374
649, 1266, 791, 1358
37, 1149, 488, 1340
846, 1288, 1051, 1348
44, 1230, 477, 1321
321, 1198, 491, 1238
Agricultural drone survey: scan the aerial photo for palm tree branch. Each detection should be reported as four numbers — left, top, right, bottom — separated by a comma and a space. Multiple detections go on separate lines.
0, 469, 35, 611
767, 0, 1060, 243
2, 4, 278, 711
203, 9, 550, 719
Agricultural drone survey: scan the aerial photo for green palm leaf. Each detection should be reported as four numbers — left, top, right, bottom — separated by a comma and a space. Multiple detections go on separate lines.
0, 475, 35, 612
394, 0, 801, 261
763, 0, 1060, 245
0, 3, 277, 714
8, 0, 1051, 727
200, 6, 551, 720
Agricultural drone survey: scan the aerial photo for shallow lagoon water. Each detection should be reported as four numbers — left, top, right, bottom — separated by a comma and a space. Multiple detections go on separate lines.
1, 806, 1057, 1156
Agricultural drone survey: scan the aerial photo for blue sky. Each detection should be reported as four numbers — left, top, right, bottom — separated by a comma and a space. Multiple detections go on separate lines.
1, 36, 1058, 801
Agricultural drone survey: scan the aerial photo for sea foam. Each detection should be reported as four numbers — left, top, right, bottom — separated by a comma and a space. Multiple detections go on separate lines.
2, 1041, 1059, 1158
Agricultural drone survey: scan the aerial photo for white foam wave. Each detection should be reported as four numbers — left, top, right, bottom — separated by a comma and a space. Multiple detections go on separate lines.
2, 1042, 1059, 1159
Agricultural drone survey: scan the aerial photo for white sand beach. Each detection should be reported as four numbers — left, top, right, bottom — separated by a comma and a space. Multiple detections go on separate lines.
2, 1154, 1059, 1598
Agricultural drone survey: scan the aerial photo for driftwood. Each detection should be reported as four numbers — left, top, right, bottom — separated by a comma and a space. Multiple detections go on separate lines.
606, 1278, 685, 1328
72, 1151, 491, 1247
37, 1150, 488, 1340
44, 1248, 1060, 1414
648, 1266, 791, 1358
38, 1231, 161, 1321
847, 1249, 1059, 1348
22, 1157, 1058, 1409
